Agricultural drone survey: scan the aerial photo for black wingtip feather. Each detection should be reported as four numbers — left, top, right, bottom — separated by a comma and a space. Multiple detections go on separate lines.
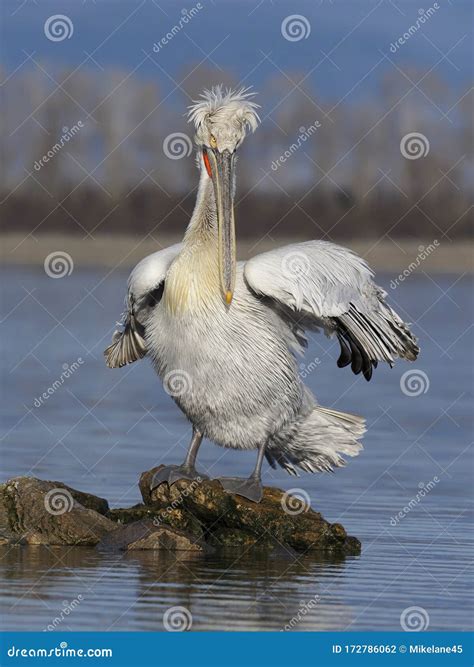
363, 363, 373, 382
337, 335, 352, 368
348, 336, 363, 374
336, 325, 375, 381
334, 300, 418, 381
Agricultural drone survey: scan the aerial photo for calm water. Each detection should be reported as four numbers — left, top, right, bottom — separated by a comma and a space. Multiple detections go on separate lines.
0, 266, 472, 632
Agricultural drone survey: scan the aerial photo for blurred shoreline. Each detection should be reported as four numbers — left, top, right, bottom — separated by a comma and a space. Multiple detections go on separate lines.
1, 233, 472, 273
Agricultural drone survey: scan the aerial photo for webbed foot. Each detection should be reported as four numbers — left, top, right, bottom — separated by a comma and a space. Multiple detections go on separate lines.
218, 476, 263, 503
150, 465, 208, 491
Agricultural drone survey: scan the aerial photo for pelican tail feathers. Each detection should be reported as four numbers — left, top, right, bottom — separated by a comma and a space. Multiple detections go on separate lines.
266, 403, 365, 476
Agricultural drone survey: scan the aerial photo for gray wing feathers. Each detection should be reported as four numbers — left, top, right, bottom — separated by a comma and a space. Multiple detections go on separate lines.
244, 241, 419, 380
104, 244, 182, 369
104, 306, 147, 369
244, 241, 373, 315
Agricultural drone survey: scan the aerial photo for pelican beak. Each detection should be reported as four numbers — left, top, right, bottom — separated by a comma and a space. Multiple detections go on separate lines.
209, 148, 236, 305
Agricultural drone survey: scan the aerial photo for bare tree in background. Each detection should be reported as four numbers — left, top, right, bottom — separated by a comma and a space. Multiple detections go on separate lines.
0, 63, 472, 241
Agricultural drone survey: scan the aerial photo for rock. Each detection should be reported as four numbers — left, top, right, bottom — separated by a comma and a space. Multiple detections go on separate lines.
0, 477, 116, 546
137, 465, 361, 556
98, 519, 210, 552
108, 502, 204, 539
0, 470, 361, 556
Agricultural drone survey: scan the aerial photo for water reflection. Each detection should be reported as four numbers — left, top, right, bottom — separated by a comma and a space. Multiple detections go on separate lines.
0, 545, 355, 631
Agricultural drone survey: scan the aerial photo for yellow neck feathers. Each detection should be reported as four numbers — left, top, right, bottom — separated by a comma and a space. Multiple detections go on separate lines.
163, 235, 220, 315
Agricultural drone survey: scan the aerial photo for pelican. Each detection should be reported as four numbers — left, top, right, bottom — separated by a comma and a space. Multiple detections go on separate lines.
105, 86, 419, 502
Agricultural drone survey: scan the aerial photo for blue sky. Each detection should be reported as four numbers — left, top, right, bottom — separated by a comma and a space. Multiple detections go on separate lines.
3, 0, 473, 103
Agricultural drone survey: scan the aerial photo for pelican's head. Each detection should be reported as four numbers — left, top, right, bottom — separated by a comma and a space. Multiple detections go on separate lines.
188, 86, 260, 305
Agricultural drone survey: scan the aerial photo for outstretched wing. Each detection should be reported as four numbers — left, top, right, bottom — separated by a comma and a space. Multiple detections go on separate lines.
104, 244, 182, 369
244, 241, 418, 381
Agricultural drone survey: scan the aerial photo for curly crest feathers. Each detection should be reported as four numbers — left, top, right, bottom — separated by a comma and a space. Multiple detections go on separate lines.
188, 85, 260, 134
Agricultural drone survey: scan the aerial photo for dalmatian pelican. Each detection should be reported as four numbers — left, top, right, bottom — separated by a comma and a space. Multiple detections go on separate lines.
105, 86, 418, 502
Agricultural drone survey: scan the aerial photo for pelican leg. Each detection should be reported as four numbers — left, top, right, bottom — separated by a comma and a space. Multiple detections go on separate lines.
218, 442, 265, 503
150, 428, 208, 490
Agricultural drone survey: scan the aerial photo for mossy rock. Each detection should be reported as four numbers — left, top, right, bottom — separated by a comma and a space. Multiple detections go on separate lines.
137, 466, 361, 556
0, 470, 361, 556
0, 477, 115, 546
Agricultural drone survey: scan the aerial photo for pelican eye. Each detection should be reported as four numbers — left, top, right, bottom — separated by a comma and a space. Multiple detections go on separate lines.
209, 134, 217, 149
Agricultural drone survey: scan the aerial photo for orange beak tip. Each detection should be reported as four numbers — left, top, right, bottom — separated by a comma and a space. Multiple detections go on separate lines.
225, 291, 233, 305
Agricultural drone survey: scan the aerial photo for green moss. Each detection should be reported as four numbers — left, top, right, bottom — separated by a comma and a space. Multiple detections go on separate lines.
1, 483, 22, 533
